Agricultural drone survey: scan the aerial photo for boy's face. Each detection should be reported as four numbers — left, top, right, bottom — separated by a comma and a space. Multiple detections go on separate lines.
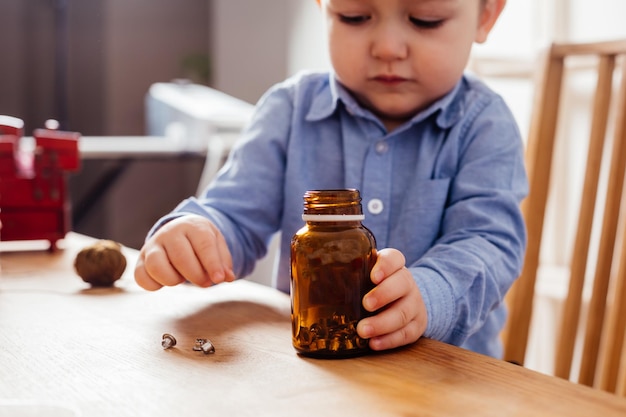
319, 0, 504, 131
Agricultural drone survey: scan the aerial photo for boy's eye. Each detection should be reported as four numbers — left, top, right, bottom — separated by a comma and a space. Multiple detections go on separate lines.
339, 14, 371, 25
409, 17, 444, 29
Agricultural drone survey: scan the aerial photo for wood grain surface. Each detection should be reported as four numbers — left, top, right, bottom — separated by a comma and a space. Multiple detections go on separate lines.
1, 233, 626, 417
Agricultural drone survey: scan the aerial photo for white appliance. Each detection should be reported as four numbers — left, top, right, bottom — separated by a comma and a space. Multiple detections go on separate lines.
146, 80, 255, 151
146, 80, 256, 193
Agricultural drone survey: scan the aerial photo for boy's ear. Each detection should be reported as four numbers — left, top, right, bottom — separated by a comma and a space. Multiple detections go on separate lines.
475, 0, 506, 44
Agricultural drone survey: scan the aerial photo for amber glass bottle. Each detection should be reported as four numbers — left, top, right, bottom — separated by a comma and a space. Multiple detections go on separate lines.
290, 189, 377, 358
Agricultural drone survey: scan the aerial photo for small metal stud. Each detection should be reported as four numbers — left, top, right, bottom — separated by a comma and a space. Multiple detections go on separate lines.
161, 333, 177, 349
192, 338, 205, 351
193, 338, 216, 354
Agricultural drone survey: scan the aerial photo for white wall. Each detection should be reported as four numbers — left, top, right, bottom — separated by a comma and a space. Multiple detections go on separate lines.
210, 0, 291, 104
568, 0, 626, 41
286, 1, 330, 75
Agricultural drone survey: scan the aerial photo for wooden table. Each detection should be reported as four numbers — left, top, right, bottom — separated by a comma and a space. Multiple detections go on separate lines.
2, 233, 626, 417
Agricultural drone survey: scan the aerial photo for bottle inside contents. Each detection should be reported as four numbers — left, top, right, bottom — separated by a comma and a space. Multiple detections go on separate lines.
291, 231, 376, 358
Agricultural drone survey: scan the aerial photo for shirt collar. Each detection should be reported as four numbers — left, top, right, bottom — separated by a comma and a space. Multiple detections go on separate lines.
305, 72, 466, 130
304, 73, 345, 122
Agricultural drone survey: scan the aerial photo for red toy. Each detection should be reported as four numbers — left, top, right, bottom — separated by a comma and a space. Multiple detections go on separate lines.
0, 116, 81, 249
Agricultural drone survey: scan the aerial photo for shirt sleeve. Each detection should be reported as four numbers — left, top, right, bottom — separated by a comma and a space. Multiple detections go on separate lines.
412, 96, 528, 346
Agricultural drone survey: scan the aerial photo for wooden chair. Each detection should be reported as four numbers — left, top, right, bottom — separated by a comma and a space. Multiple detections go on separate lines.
501, 39, 626, 396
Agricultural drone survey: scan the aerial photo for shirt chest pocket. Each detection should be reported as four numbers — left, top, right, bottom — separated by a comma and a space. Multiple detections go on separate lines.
389, 177, 451, 264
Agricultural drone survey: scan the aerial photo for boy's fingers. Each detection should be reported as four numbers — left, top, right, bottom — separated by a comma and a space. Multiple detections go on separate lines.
371, 248, 406, 284
358, 264, 428, 350
363, 265, 413, 311
134, 258, 164, 291
359, 288, 415, 334
367, 320, 423, 351
140, 246, 187, 287
357, 293, 425, 350
214, 227, 235, 281
188, 223, 234, 285
135, 249, 186, 291
163, 233, 211, 286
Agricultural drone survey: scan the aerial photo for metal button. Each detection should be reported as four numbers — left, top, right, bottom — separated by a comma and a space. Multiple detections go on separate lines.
367, 198, 384, 215
375, 141, 389, 154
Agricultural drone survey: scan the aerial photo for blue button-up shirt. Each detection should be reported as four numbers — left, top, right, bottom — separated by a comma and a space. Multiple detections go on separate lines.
156, 71, 528, 357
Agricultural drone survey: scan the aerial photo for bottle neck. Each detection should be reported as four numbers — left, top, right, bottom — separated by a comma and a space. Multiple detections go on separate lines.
302, 189, 364, 217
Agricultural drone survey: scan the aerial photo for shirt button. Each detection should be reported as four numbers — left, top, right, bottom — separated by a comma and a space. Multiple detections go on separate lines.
375, 141, 388, 154
367, 198, 384, 215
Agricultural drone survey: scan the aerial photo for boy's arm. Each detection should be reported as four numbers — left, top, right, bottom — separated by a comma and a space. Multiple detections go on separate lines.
411, 99, 528, 348
143, 83, 294, 279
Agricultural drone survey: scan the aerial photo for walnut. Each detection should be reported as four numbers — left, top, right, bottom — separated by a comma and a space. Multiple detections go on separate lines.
74, 240, 127, 287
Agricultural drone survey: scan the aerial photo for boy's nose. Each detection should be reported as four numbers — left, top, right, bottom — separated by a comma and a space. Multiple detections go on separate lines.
370, 25, 409, 61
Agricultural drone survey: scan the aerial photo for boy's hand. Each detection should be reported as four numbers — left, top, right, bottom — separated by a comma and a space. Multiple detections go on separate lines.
356, 248, 427, 351
134, 214, 235, 291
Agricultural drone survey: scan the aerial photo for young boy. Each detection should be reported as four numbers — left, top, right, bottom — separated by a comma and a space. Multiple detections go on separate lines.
135, 0, 527, 358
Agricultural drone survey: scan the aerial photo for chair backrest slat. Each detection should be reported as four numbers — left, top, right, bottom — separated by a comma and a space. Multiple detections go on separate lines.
580, 55, 626, 385
600, 206, 626, 391
502, 48, 564, 366
555, 54, 616, 381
